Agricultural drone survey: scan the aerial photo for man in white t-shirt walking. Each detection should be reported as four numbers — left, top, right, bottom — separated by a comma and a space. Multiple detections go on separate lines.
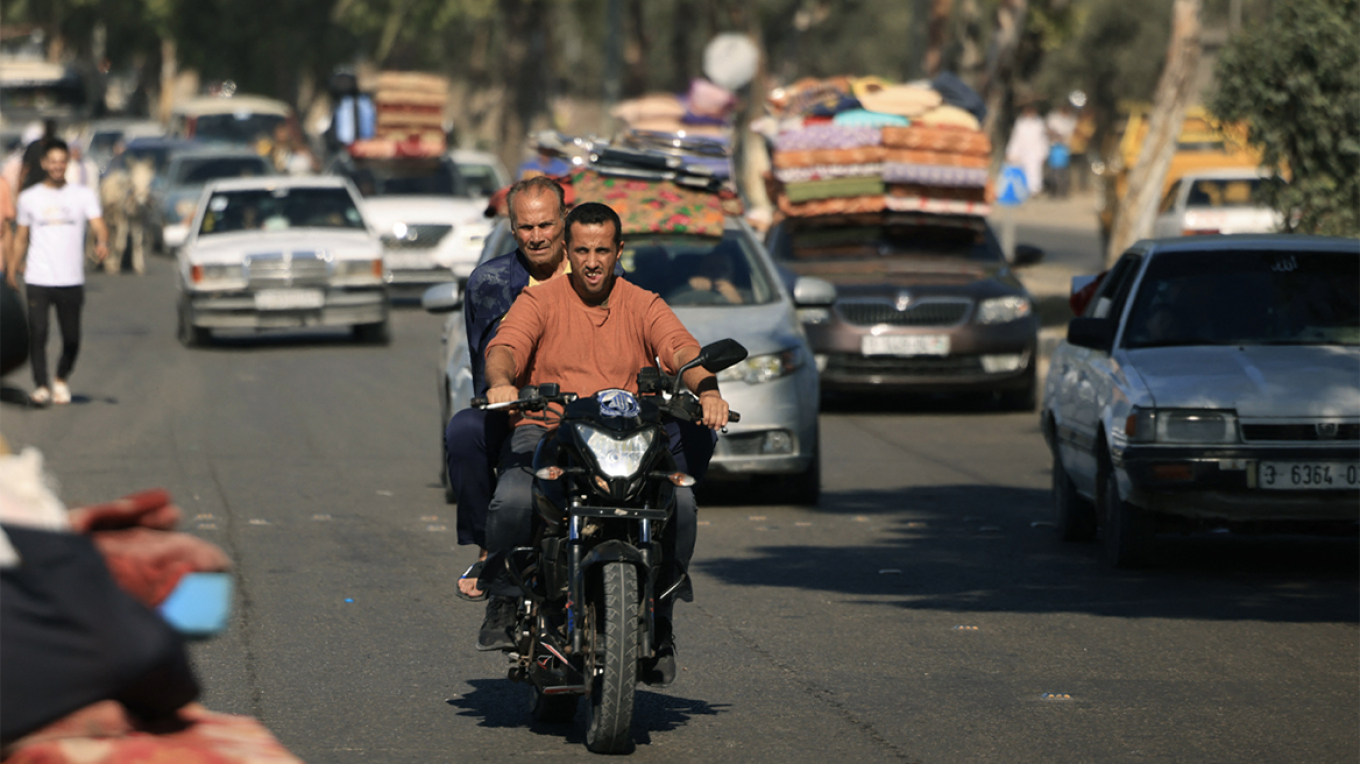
6, 139, 109, 406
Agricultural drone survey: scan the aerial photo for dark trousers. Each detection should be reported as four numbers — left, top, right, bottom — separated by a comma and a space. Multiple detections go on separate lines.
26, 284, 84, 389
445, 407, 716, 550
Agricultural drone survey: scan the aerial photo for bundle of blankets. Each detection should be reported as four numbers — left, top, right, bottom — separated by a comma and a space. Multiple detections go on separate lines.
762, 74, 994, 218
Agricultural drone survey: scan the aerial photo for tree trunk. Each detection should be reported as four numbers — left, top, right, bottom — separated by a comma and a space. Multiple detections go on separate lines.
497, 0, 548, 175
922, 0, 955, 78
158, 37, 177, 125
1106, 0, 1202, 265
979, 0, 1027, 154
623, 0, 650, 98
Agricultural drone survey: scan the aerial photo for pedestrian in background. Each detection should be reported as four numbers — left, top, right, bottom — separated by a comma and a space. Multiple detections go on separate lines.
7, 139, 109, 407
1045, 102, 1078, 199
1005, 103, 1048, 197
0, 176, 14, 276
516, 131, 571, 180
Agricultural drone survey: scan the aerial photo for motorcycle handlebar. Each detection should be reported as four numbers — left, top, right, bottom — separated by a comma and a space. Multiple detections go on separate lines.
472, 393, 739, 424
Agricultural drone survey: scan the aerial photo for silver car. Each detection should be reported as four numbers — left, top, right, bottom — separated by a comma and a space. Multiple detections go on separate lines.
1041, 234, 1359, 567
423, 217, 830, 503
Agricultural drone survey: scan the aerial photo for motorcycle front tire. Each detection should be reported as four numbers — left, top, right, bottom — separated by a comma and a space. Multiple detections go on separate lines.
584, 561, 639, 754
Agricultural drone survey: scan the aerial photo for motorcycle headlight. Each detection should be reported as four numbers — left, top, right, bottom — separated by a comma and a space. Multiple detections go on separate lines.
717, 347, 804, 385
576, 424, 655, 478
976, 296, 1033, 324
1125, 407, 1239, 444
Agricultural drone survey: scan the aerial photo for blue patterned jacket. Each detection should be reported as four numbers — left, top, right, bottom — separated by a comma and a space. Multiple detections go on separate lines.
464, 249, 532, 397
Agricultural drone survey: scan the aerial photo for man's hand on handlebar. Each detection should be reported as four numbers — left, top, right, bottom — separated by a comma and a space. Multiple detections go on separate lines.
486, 384, 520, 407
698, 391, 729, 430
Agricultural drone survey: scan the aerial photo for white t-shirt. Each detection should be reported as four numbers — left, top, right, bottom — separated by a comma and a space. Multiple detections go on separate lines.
16, 182, 102, 287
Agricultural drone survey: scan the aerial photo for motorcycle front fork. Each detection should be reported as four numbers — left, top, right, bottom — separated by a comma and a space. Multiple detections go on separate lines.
565, 514, 656, 659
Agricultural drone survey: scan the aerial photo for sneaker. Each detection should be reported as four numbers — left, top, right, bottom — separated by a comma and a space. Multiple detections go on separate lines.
51, 380, 71, 405
30, 387, 51, 406
476, 595, 518, 652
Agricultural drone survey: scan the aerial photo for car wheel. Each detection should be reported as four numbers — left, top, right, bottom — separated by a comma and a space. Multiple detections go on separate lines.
1052, 450, 1096, 542
353, 320, 390, 345
441, 392, 457, 505
177, 297, 211, 348
1100, 460, 1155, 568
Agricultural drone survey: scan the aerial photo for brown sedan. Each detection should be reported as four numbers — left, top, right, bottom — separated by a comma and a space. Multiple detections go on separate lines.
766, 212, 1041, 409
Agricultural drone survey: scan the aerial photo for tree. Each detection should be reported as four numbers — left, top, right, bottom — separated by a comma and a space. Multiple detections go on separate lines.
1210, 0, 1360, 237
1105, 0, 1201, 264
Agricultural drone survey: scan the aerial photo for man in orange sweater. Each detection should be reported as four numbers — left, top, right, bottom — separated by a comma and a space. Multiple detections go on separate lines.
478, 202, 730, 683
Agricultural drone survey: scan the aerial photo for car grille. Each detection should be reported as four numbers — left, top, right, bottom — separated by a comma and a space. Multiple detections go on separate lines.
245, 252, 329, 288
836, 297, 972, 327
1241, 423, 1360, 442
381, 224, 453, 250
824, 353, 984, 376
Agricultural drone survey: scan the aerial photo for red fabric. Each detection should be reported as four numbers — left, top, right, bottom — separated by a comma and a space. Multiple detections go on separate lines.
2, 701, 304, 764
68, 490, 230, 608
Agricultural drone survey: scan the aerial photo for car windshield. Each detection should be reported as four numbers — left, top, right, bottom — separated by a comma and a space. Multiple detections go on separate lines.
620, 231, 777, 306
193, 113, 286, 145
198, 187, 366, 235
1186, 178, 1269, 208
175, 156, 269, 185
456, 162, 502, 196
342, 158, 469, 197
117, 144, 181, 173
1123, 249, 1360, 348
772, 214, 1004, 263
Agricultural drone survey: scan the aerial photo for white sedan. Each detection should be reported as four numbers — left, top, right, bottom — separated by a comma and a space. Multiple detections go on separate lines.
1152, 168, 1282, 238
1041, 235, 1360, 567
176, 176, 389, 346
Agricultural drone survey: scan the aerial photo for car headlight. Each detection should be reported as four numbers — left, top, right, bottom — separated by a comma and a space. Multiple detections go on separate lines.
717, 347, 805, 385
191, 264, 243, 284
976, 296, 1033, 324
796, 307, 832, 325
174, 198, 197, 223
576, 424, 655, 478
1125, 407, 1239, 444
334, 259, 384, 279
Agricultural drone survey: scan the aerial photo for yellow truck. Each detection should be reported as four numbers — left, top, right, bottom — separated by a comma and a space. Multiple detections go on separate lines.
1099, 105, 1263, 240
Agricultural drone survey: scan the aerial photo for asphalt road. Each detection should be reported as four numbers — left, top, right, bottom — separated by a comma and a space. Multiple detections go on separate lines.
3, 257, 1356, 764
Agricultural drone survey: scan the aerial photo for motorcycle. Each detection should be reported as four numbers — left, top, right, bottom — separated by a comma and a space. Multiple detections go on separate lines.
472, 339, 746, 753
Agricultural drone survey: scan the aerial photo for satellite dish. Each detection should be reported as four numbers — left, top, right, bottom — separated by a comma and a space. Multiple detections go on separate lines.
703, 34, 760, 91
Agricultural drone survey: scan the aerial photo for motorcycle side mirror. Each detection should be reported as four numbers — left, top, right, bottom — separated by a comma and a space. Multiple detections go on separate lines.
697, 339, 748, 373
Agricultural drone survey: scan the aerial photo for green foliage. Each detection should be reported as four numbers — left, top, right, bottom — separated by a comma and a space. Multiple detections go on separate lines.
1211, 0, 1360, 236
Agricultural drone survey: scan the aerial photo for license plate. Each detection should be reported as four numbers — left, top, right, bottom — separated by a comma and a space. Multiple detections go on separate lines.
384, 252, 436, 270
1258, 461, 1360, 490
254, 289, 324, 310
861, 334, 950, 357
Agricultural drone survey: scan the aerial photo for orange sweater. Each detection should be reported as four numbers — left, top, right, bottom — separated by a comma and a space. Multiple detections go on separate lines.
488, 275, 698, 427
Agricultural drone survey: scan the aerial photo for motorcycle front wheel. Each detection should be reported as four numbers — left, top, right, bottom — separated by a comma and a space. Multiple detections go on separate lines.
584, 561, 639, 754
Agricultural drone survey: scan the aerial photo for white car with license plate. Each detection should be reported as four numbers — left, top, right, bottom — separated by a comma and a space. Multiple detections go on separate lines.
330, 152, 506, 296
176, 176, 389, 346
1041, 235, 1360, 567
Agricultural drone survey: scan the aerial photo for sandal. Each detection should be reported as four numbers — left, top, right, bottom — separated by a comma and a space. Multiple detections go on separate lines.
455, 560, 488, 602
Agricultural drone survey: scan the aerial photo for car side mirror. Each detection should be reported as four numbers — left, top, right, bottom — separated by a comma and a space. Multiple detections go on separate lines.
1067, 317, 1115, 353
793, 276, 836, 306
1013, 243, 1044, 266
697, 339, 748, 373
421, 282, 462, 313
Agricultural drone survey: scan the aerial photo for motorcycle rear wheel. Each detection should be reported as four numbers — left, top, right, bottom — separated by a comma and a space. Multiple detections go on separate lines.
584, 561, 639, 754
